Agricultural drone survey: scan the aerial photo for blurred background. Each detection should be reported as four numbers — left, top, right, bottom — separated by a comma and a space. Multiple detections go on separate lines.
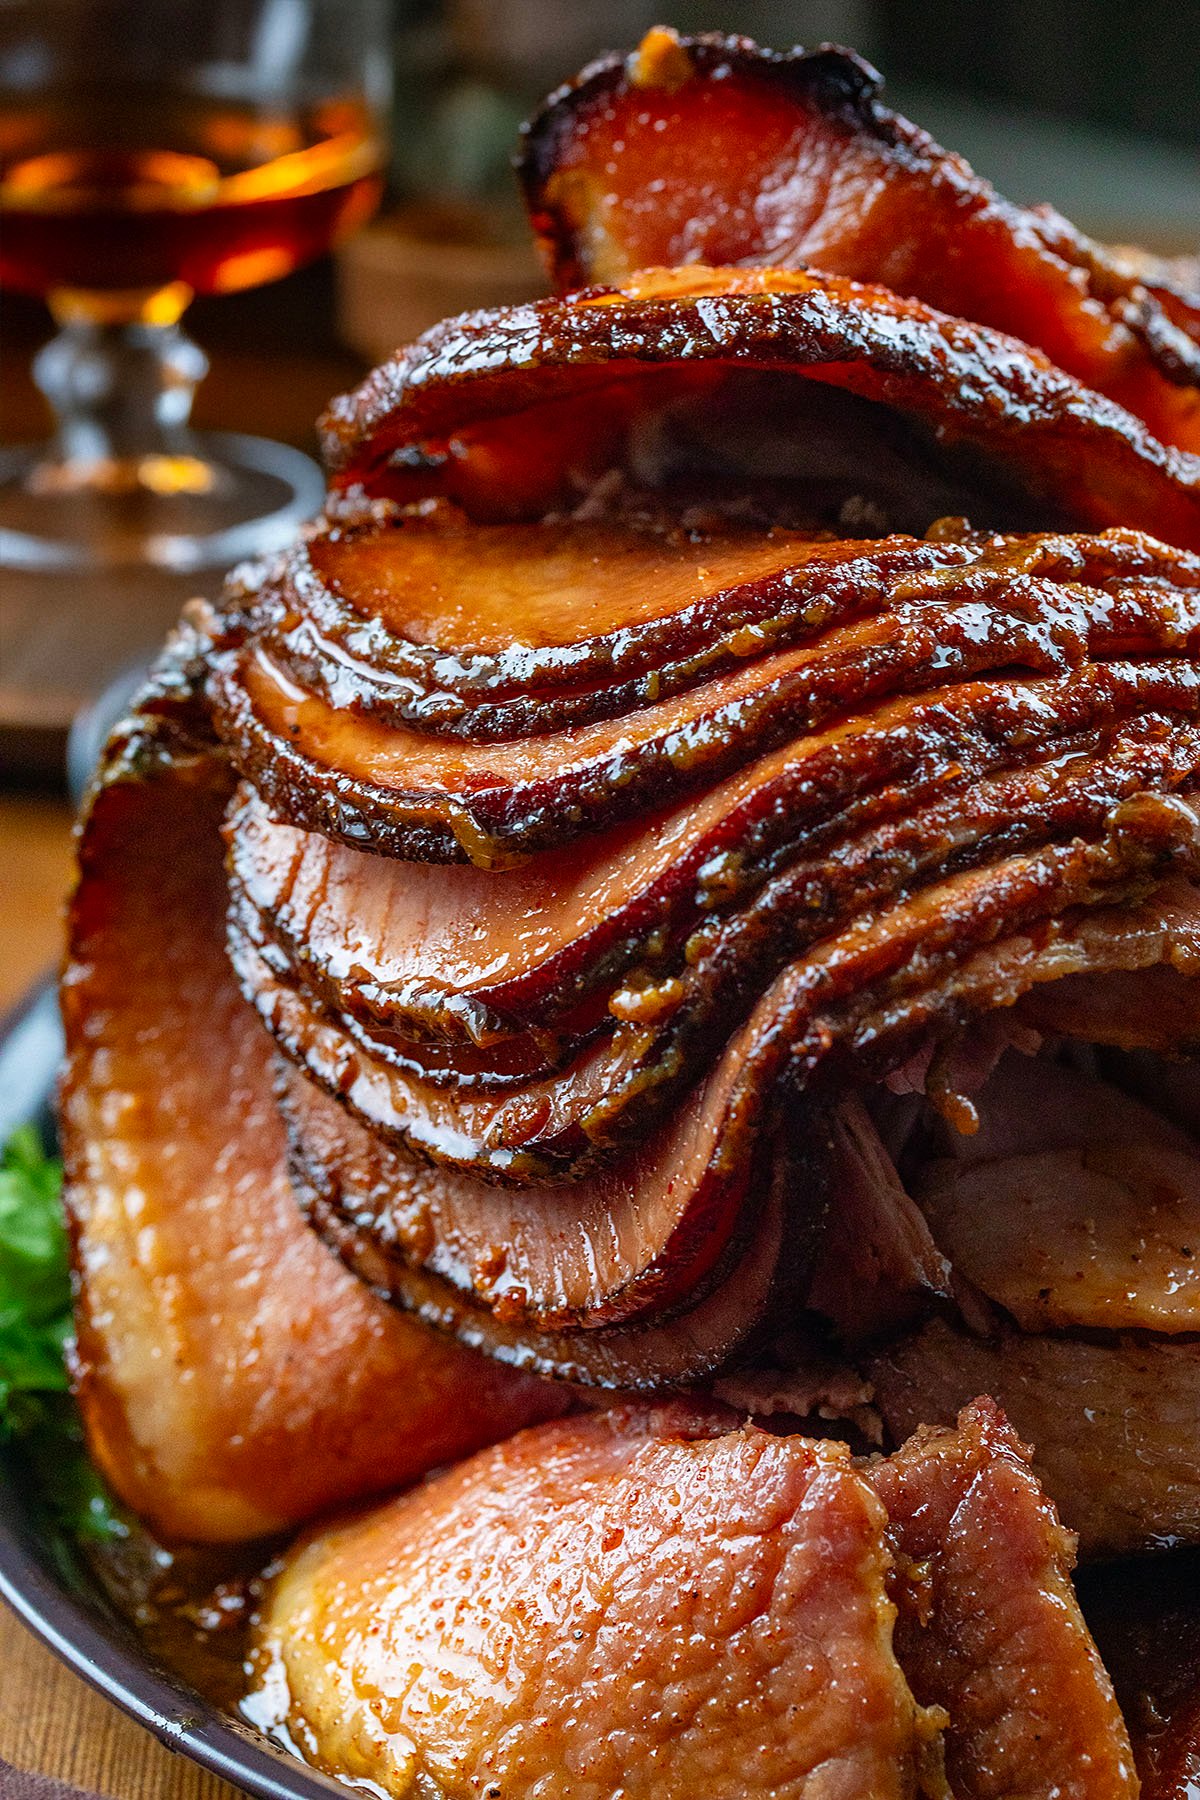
1, 0, 1198, 1000
374, 0, 1200, 269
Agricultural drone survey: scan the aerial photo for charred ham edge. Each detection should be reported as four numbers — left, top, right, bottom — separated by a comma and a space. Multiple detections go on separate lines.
229, 781, 1200, 1185
517, 27, 1200, 454
59, 627, 562, 1544
212, 554, 1200, 869
289, 1097, 805, 1389
317, 269, 1200, 552
273, 1027, 783, 1335
866, 1398, 1136, 1796
225, 704, 1200, 1058
869, 1318, 1200, 1560
252, 1400, 1131, 1799
247, 513, 1200, 738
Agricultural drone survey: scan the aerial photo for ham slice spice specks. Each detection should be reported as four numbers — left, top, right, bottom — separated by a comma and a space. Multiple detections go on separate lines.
55, 21, 1200, 1796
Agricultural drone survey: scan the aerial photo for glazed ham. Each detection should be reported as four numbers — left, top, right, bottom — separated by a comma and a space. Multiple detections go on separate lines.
315, 267, 1200, 549
59, 631, 563, 1542
253, 1400, 1133, 1800
56, 24, 1200, 1792
134, 230, 1200, 1537
518, 28, 1200, 453
869, 1399, 1134, 1797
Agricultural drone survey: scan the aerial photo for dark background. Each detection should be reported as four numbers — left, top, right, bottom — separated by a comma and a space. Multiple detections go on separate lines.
877, 0, 1198, 150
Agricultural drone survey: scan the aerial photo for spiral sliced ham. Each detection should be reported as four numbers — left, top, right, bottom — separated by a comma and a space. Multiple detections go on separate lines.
203, 256, 1200, 1500
282, 1068, 806, 1388
56, 28, 1200, 1788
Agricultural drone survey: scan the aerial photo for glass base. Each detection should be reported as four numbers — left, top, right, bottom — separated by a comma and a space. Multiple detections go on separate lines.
0, 431, 325, 574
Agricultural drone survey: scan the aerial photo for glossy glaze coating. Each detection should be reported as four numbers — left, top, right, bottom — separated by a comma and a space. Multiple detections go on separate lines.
59, 628, 564, 1542
213, 525, 1200, 866
253, 1400, 1131, 1799
519, 29, 1200, 452
317, 270, 1200, 552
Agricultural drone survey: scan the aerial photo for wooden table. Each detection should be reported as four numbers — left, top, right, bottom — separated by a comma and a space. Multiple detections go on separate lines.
0, 268, 364, 1799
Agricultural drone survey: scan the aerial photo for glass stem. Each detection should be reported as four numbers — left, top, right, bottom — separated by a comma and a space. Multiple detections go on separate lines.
30, 303, 215, 495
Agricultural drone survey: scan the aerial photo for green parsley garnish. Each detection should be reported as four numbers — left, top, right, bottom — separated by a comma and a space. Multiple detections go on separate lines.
0, 1126, 124, 1540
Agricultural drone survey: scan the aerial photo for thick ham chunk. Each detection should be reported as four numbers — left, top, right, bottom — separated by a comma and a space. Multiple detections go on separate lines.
869, 1399, 1136, 1800
254, 1402, 1131, 1800
255, 1406, 937, 1800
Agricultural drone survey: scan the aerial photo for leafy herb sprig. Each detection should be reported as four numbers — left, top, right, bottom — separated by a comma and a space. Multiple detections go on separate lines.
0, 1127, 124, 1540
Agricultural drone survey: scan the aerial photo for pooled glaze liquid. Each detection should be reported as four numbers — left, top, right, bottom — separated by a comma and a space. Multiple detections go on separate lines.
84, 1516, 270, 1712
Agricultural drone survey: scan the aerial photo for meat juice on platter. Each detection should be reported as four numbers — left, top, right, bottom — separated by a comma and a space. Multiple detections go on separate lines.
49, 23, 1200, 1798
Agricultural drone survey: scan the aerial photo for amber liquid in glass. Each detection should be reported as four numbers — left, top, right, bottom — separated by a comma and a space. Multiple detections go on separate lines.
0, 89, 384, 314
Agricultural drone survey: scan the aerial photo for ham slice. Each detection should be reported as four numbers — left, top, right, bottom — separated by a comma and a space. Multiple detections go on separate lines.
908, 1013, 1200, 1335
267, 506, 844, 731
518, 28, 1200, 454
59, 631, 563, 1543
317, 269, 1200, 551
287, 1091, 802, 1390
870, 1317, 1200, 1557
251, 1400, 1131, 1799
214, 536, 1200, 869
919, 1142, 1200, 1334
868, 1399, 1136, 1799
273, 1040, 798, 1338
242, 515, 1200, 737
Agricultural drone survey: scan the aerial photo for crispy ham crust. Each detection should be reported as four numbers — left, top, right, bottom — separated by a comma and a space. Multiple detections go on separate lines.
317, 269, 1200, 549
518, 30, 1200, 452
